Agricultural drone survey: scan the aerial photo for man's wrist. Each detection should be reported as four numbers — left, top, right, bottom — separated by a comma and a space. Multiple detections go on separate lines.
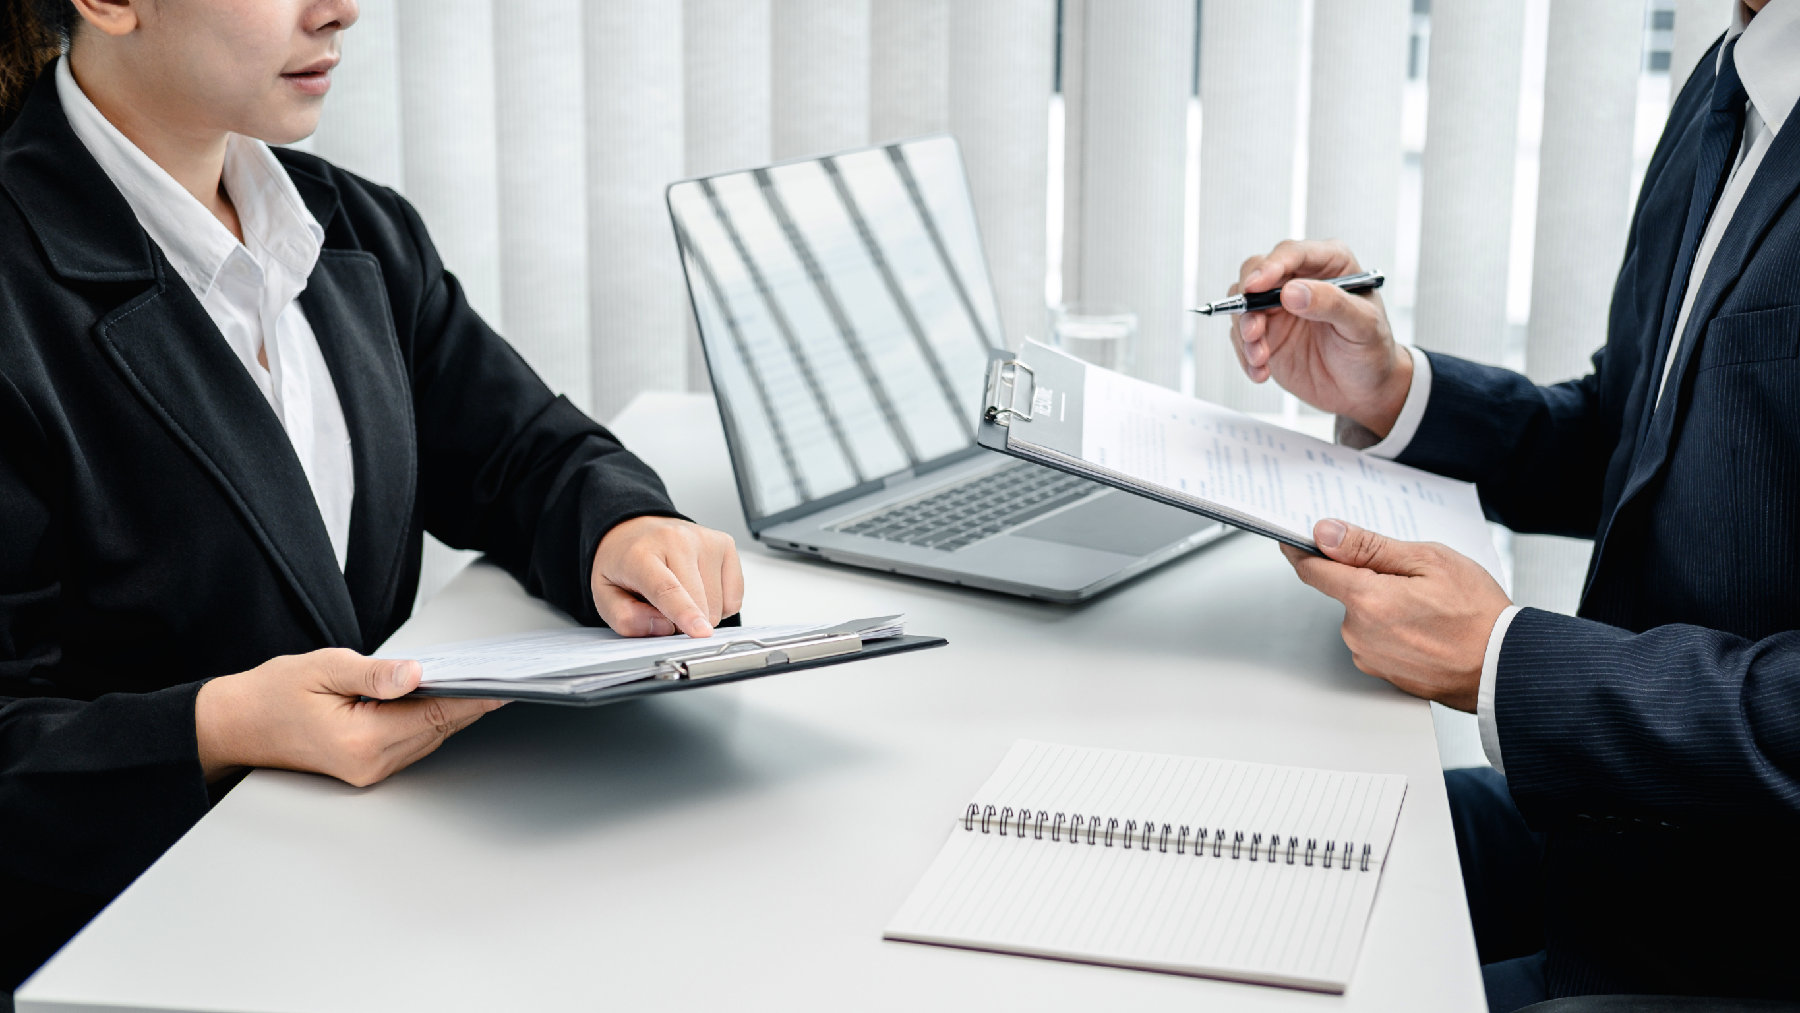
1357, 342, 1414, 439
1477, 605, 1523, 775
1347, 346, 1431, 461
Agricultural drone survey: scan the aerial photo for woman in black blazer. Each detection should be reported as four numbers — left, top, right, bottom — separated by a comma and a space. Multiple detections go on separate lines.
0, 0, 743, 990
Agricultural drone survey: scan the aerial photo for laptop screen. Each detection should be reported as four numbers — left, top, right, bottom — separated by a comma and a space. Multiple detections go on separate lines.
668, 136, 1005, 526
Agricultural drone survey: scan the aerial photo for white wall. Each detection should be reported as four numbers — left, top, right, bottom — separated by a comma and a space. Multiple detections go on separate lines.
1412, 0, 1526, 367
948, 1, 1056, 348
494, 0, 591, 411
1059, 0, 1194, 389
583, 2, 688, 423
870, 0, 949, 144
770, 0, 871, 161
1193, 0, 1304, 410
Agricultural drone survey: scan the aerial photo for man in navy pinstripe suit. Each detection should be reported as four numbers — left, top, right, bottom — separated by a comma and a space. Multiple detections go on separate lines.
1227, 2, 1799, 1008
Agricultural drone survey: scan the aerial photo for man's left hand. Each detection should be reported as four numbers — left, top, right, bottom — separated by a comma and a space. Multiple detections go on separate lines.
1279, 519, 1511, 712
591, 516, 744, 638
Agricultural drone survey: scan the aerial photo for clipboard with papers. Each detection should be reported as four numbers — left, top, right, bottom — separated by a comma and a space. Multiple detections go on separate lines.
977, 341, 1505, 583
395, 615, 945, 707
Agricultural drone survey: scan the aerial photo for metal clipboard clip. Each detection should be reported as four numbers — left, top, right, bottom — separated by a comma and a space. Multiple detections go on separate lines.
982, 358, 1037, 426
650, 630, 865, 681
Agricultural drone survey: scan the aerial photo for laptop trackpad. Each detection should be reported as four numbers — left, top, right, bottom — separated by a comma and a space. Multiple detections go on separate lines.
1012, 491, 1214, 557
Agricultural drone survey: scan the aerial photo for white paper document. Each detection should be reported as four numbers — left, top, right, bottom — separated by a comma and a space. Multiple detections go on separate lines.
1005, 341, 1504, 582
885, 741, 1408, 992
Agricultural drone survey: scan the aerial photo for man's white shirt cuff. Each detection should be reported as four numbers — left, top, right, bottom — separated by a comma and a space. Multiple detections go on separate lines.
1361, 345, 1432, 460
1478, 605, 1523, 776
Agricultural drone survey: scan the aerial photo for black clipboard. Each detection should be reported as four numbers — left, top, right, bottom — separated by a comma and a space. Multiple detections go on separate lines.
409, 623, 947, 708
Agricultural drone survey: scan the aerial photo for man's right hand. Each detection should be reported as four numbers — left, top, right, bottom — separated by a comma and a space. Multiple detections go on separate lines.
1230, 239, 1413, 439
194, 649, 503, 787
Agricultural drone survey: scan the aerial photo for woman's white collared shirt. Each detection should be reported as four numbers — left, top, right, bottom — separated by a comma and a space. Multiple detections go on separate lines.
56, 56, 354, 571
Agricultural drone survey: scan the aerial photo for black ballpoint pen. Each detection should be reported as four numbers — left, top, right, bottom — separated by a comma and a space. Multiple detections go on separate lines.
1190, 270, 1385, 316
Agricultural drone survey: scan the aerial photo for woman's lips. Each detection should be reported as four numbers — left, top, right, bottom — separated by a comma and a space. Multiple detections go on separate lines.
283, 69, 333, 97
283, 56, 337, 97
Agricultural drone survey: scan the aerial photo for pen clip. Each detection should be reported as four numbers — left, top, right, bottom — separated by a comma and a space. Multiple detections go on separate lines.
982, 358, 1036, 426
1334, 269, 1384, 289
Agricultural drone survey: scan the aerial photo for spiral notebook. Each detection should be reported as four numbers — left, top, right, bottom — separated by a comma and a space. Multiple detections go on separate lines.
884, 741, 1408, 992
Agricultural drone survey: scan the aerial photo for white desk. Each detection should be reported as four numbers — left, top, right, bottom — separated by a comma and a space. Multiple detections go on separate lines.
18, 393, 1484, 1013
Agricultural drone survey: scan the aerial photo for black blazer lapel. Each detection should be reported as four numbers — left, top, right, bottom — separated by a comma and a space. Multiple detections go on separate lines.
301, 252, 418, 645
92, 276, 365, 650
6, 66, 364, 650
1620, 95, 1800, 506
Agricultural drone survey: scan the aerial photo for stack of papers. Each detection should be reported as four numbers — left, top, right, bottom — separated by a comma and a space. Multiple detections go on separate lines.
376, 616, 905, 696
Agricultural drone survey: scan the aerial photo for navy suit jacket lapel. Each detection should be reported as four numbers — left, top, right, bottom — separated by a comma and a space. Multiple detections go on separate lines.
1581, 75, 1710, 593
1623, 108, 1710, 477
1620, 94, 1800, 507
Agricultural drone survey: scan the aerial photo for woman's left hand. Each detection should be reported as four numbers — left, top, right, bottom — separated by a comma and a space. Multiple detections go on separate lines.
590, 516, 745, 638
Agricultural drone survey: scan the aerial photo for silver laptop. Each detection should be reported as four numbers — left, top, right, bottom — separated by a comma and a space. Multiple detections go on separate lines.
666, 135, 1228, 601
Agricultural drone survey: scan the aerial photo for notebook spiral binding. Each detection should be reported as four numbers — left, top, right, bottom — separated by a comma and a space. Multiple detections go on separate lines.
963, 804, 1373, 872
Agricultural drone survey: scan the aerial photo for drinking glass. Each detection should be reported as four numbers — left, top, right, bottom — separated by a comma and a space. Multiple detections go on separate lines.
1050, 304, 1137, 373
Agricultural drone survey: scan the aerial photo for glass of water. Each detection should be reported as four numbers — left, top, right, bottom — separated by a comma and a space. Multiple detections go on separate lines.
1051, 304, 1137, 373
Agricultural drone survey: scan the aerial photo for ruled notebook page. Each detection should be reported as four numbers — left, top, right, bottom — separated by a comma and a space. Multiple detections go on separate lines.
884, 741, 1408, 993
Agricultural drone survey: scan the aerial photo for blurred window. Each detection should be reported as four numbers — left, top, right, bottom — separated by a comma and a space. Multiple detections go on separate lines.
1644, 0, 1674, 75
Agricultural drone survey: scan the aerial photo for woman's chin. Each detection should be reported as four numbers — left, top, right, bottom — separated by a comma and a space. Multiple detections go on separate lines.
249, 111, 323, 149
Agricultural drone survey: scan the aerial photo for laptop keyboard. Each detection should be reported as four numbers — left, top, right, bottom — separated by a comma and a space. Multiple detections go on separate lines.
834, 462, 1099, 552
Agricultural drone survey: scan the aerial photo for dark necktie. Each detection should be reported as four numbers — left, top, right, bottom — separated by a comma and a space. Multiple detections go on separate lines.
1653, 38, 1750, 407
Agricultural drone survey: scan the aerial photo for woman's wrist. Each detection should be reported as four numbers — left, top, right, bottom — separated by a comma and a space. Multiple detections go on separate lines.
194, 675, 250, 783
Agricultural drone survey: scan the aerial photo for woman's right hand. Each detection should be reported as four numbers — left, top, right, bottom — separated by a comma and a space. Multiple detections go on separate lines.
194, 649, 503, 787
1229, 239, 1413, 439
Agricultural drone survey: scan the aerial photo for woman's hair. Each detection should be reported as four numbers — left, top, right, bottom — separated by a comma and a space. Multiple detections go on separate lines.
1, 0, 73, 130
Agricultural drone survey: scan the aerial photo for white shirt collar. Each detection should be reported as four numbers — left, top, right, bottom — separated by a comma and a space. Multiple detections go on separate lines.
55, 55, 323, 298
1723, 0, 1800, 136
